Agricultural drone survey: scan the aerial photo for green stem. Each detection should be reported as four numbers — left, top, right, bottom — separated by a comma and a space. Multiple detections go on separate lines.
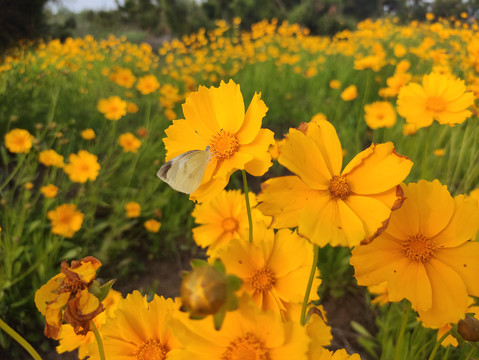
92, 321, 106, 360
241, 169, 253, 244
427, 329, 451, 360
300, 244, 319, 326
421, 126, 431, 180
394, 302, 411, 360
0, 154, 26, 193
0, 318, 42, 360
465, 346, 476, 360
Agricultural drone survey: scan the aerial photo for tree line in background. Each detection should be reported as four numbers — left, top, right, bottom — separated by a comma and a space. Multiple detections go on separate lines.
1, 0, 479, 53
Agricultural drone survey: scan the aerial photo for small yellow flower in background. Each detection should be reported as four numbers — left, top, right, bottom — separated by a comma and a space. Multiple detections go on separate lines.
81, 128, 95, 140
41, 184, 58, 198
426, 12, 435, 21
125, 201, 141, 218
394, 43, 407, 57
57, 289, 122, 359
163, 79, 275, 202
126, 102, 139, 113
97, 96, 127, 121
433, 148, 446, 157
39, 149, 65, 167
24, 182, 33, 190
437, 323, 458, 347
402, 123, 417, 136
340, 85, 358, 101
164, 108, 177, 121
34, 257, 102, 339
64, 150, 100, 183
48, 203, 84, 238
364, 101, 397, 129
351, 180, 479, 328
329, 79, 341, 89
397, 73, 475, 129
118, 132, 141, 153
144, 219, 161, 233
368, 282, 389, 305
136, 74, 160, 95
4, 128, 33, 153
109, 67, 136, 88
86, 291, 182, 360
101, 67, 110, 76
136, 126, 148, 138
258, 119, 413, 247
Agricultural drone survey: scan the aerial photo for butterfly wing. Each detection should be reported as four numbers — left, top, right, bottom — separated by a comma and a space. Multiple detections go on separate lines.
157, 149, 211, 194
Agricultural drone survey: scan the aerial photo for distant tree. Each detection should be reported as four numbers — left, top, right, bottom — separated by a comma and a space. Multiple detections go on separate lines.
432, 0, 467, 19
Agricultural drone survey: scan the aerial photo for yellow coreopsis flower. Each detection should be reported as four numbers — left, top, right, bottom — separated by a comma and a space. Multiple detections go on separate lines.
5, 128, 33, 153
39, 149, 65, 167
109, 67, 136, 88
97, 96, 127, 121
41, 184, 59, 198
136, 74, 160, 95
329, 79, 341, 89
340, 85, 358, 101
118, 132, 141, 153
350, 180, 479, 328
364, 101, 397, 129
397, 73, 475, 128
81, 128, 96, 140
125, 201, 141, 218
144, 219, 161, 233
126, 102, 139, 113
64, 150, 100, 183
163, 80, 275, 202
48, 203, 84, 238
258, 119, 413, 247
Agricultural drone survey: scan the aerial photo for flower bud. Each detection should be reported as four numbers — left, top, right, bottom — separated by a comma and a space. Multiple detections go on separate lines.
458, 316, 479, 342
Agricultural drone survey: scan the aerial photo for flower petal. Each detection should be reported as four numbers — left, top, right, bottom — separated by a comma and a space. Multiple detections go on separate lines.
242, 129, 275, 176
182, 85, 219, 141
237, 92, 268, 144
212, 80, 245, 134
306, 120, 343, 176
164, 120, 209, 160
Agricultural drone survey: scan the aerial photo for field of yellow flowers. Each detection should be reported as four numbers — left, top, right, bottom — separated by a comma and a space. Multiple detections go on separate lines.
2, 14, 479, 360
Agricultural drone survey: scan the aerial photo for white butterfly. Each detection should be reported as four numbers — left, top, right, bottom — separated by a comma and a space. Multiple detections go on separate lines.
157, 147, 212, 194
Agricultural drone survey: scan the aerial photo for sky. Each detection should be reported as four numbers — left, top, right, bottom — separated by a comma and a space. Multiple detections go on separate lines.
47, 0, 119, 14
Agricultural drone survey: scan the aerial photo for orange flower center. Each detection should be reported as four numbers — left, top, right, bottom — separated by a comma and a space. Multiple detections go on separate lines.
425, 96, 447, 113
210, 130, 239, 159
222, 217, 238, 232
137, 339, 168, 360
251, 267, 275, 292
58, 278, 87, 293
221, 332, 271, 360
403, 233, 436, 262
329, 175, 351, 199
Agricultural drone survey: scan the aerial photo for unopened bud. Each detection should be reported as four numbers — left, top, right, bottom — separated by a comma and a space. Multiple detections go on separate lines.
458, 316, 479, 342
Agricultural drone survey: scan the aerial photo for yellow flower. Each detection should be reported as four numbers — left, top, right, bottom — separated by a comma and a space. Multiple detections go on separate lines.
144, 219, 161, 233
34, 257, 103, 339
171, 296, 309, 360
340, 85, 358, 101
397, 73, 475, 128
48, 203, 84, 238
109, 67, 136, 88
216, 226, 320, 316
364, 101, 397, 129
5, 128, 33, 153
41, 184, 58, 198
329, 79, 341, 89
81, 129, 95, 140
64, 150, 100, 183
39, 149, 65, 167
126, 102, 139, 113
136, 74, 160, 95
57, 290, 122, 359
402, 123, 417, 136
125, 201, 141, 218
367, 282, 389, 305
87, 291, 182, 360
97, 96, 127, 121
258, 119, 413, 247
163, 80, 275, 202
192, 190, 268, 256
118, 132, 141, 153
24, 182, 33, 190
433, 148, 445, 157
351, 180, 479, 328
165, 108, 177, 121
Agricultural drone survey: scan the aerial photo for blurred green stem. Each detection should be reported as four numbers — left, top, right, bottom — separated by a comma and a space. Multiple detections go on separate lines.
92, 321, 106, 360
0, 154, 26, 193
421, 126, 431, 180
394, 302, 411, 360
427, 329, 451, 360
241, 170, 253, 243
300, 244, 319, 326
0, 318, 42, 360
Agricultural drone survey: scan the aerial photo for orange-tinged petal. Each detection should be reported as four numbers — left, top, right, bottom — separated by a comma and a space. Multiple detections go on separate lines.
279, 128, 331, 190
343, 142, 413, 195
35, 274, 65, 315
214, 151, 252, 180
433, 195, 479, 247
193, 224, 226, 248
237, 92, 268, 144
436, 110, 472, 126
346, 195, 392, 240
182, 85, 219, 141
212, 80, 245, 134
419, 259, 469, 328
78, 289, 101, 315
445, 92, 474, 112
434, 242, 479, 297
257, 176, 319, 229
68, 261, 101, 283
163, 120, 209, 160
242, 128, 275, 176
306, 120, 343, 176
190, 174, 230, 203
45, 292, 71, 339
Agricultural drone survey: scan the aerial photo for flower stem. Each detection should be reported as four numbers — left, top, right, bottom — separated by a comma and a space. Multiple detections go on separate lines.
427, 329, 452, 360
300, 244, 319, 326
394, 302, 411, 360
0, 318, 42, 360
0, 154, 26, 193
241, 169, 253, 243
92, 321, 106, 360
